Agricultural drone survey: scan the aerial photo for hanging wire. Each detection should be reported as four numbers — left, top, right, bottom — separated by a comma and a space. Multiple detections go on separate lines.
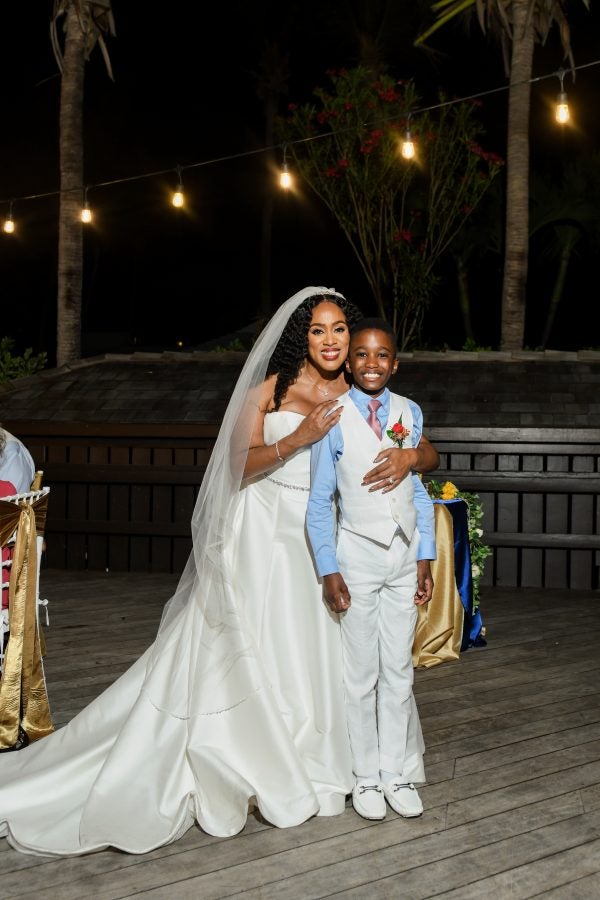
1, 57, 599, 210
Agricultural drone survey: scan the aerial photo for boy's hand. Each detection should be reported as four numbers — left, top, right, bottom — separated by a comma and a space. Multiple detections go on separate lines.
322, 573, 351, 613
362, 447, 417, 493
414, 560, 434, 606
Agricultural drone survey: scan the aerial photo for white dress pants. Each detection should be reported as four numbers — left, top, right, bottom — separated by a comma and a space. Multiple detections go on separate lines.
337, 527, 426, 782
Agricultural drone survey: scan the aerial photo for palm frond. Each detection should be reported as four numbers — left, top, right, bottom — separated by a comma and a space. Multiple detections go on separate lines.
50, 0, 115, 79
415, 0, 476, 46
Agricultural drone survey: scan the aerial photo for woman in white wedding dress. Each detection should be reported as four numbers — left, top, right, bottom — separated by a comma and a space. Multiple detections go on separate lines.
0, 287, 438, 857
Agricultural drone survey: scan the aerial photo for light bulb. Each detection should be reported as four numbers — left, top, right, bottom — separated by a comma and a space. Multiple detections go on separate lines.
279, 167, 292, 189
3, 217, 15, 234
401, 132, 415, 160
81, 206, 92, 224
555, 92, 570, 124
172, 189, 184, 208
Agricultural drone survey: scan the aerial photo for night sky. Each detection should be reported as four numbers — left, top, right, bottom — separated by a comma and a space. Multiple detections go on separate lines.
2, 2, 599, 362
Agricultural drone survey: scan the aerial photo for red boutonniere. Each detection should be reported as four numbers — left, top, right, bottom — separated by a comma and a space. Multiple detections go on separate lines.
386, 416, 411, 447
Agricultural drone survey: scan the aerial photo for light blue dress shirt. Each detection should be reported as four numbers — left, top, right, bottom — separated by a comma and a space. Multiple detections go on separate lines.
306, 386, 436, 577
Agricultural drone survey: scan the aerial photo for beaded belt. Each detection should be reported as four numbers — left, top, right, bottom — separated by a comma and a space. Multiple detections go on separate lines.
264, 474, 310, 493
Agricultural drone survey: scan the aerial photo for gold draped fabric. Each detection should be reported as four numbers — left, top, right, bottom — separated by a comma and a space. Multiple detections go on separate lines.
0, 497, 53, 749
412, 503, 464, 669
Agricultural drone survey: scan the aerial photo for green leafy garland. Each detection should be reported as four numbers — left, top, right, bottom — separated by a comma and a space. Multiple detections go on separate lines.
425, 479, 492, 613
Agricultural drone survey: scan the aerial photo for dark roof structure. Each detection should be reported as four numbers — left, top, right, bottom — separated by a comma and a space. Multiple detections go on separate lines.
1, 350, 599, 429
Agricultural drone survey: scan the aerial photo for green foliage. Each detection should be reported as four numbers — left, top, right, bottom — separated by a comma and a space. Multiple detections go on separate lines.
425, 478, 492, 613
0, 337, 47, 384
279, 67, 503, 349
210, 338, 247, 353
462, 338, 493, 351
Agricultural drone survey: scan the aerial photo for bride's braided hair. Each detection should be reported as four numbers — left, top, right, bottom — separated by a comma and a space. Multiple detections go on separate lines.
267, 293, 362, 411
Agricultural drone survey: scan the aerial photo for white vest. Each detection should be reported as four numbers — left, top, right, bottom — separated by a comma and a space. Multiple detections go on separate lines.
336, 392, 416, 547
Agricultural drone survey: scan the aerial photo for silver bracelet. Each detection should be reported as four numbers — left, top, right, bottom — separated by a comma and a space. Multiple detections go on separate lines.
275, 440, 284, 462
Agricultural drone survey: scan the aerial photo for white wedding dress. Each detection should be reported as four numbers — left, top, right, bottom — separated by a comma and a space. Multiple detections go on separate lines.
0, 411, 353, 857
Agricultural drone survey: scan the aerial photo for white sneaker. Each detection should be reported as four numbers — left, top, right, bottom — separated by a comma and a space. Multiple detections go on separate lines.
382, 780, 423, 817
352, 780, 386, 820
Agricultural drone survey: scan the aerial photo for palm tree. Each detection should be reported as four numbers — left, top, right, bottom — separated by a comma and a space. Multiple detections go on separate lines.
253, 41, 289, 323
51, 0, 115, 367
416, 0, 590, 350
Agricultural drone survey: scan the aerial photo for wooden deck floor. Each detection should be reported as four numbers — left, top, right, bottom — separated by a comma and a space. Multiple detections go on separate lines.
2, 571, 600, 899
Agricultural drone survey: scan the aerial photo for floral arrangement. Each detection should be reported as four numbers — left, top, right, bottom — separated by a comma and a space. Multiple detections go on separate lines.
386, 416, 411, 447
424, 479, 491, 613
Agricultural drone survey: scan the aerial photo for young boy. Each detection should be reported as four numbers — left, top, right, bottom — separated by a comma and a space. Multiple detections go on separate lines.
306, 317, 436, 821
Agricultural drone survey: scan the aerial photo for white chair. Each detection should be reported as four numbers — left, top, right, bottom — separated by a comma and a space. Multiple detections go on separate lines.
0, 486, 53, 747
0, 487, 50, 668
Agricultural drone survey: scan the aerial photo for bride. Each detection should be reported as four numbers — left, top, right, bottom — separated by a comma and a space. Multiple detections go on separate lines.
0, 286, 438, 856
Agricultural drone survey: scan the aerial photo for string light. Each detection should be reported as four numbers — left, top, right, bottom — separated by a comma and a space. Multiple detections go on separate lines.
279, 144, 293, 189
2, 202, 15, 234
1, 58, 598, 217
555, 68, 570, 124
171, 166, 185, 208
401, 118, 416, 160
80, 187, 92, 223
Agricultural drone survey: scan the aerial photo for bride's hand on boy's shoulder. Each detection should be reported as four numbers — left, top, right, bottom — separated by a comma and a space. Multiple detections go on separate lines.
295, 399, 343, 446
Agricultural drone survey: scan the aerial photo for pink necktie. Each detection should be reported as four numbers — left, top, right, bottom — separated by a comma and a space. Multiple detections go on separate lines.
367, 399, 382, 440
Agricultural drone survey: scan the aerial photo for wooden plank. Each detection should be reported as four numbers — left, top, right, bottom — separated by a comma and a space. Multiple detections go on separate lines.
130, 448, 152, 571
492, 547, 519, 586
545, 549, 568, 589
496, 492, 519, 532
569, 550, 594, 591
3, 422, 221, 439
107, 447, 131, 572
433, 472, 600, 494
2, 577, 600, 898
429, 840, 600, 900
41, 464, 206, 486
485, 533, 600, 550
473, 453, 496, 472
46, 519, 191, 537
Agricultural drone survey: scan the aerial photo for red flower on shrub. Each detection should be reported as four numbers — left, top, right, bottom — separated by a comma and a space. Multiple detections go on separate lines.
378, 88, 400, 102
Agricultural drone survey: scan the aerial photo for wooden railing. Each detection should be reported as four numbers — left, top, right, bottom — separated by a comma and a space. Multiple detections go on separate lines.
429, 427, 600, 590
6, 423, 600, 589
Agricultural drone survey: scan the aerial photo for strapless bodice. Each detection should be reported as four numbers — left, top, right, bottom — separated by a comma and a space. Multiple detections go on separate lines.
263, 410, 310, 489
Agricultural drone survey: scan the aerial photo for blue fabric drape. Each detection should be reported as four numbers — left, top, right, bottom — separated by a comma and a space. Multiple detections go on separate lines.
433, 498, 486, 650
